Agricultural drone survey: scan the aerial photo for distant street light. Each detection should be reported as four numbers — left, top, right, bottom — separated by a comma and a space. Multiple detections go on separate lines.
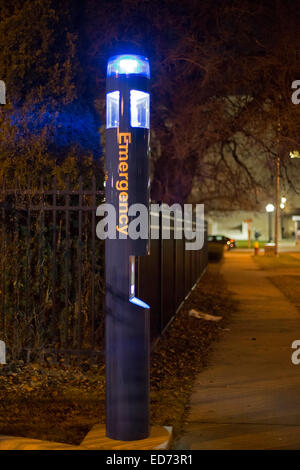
266, 203, 275, 242
266, 203, 275, 213
289, 150, 300, 159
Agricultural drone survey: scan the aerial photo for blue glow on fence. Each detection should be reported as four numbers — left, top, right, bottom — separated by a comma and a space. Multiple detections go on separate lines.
107, 55, 150, 78
10, 103, 102, 159
129, 296, 150, 309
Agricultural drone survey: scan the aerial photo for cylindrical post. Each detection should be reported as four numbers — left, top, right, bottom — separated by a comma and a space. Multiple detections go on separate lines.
105, 55, 151, 440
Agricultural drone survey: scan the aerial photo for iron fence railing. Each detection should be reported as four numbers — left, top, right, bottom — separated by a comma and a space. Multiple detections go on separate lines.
138, 216, 208, 342
0, 177, 207, 362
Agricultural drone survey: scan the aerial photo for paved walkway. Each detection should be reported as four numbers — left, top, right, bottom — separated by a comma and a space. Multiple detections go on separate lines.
278, 242, 300, 253
174, 252, 300, 450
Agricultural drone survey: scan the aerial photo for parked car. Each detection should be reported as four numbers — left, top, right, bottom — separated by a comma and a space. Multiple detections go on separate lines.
207, 235, 236, 250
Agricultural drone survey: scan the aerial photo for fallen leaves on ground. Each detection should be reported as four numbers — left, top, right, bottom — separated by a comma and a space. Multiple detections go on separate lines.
149, 264, 236, 437
0, 264, 236, 445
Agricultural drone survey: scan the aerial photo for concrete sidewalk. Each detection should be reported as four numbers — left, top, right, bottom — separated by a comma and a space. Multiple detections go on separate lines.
174, 252, 300, 450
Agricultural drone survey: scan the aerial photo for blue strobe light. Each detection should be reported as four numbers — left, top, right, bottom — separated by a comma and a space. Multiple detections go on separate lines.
107, 54, 150, 78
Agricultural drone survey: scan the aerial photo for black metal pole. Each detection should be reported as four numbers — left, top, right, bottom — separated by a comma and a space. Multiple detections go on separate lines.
105, 55, 151, 441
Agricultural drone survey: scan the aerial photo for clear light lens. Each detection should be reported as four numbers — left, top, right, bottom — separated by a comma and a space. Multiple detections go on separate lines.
107, 55, 150, 78
130, 90, 150, 128
106, 91, 120, 128
281, 197, 287, 204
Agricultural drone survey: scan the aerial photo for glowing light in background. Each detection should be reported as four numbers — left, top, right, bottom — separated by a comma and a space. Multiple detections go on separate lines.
290, 150, 300, 159
266, 203, 275, 212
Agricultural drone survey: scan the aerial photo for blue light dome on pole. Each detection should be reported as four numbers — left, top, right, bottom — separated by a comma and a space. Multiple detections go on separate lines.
107, 54, 150, 78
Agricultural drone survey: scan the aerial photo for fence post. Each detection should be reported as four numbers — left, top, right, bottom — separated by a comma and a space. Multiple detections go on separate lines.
0, 178, 6, 340
159, 210, 164, 334
91, 175, 96, 349
64, 175, 70, 349
25, 193, 31, 352
51, 176, 57, 346
38, 176, 45, 351
77, 176, 83, 349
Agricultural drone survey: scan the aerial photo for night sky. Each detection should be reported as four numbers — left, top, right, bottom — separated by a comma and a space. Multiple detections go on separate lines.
0, 0, 299, 208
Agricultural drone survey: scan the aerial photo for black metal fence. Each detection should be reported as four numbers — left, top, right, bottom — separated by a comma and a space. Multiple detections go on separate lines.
138, 216, 208, 342
0, 177, 207, 362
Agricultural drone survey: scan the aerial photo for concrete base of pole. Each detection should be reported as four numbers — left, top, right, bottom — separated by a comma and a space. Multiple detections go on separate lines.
81, 424, 172, 450
0, 425, 172, 450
